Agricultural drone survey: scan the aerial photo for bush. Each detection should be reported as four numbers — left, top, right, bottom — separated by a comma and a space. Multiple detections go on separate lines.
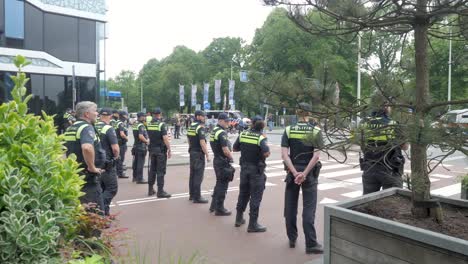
0, 56, 84, 263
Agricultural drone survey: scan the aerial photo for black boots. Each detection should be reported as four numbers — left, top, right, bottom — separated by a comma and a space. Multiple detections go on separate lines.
306, 243, 324, 254
148, 186, 156, 196
192, 197, 209, 204
157, 189, 171, 198
247, 216, 267, 233
235, 211, 246, 227
215, 208, 232, 216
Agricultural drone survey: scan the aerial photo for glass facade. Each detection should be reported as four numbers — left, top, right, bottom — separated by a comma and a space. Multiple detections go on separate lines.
5, 0, 24, 39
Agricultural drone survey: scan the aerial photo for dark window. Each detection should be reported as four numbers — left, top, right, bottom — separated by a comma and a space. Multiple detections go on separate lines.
5, 0, 24, 39
78, 19, 96, 63
0, 0, 5, 44
28, 74, 44, 115
76, 77, 97, 103
43, 75, 67, 115
24, 3, 44, 51
44, 13, 78, 61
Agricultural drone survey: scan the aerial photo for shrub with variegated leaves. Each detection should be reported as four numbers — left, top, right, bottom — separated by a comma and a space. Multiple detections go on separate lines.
0, 55, 84, 263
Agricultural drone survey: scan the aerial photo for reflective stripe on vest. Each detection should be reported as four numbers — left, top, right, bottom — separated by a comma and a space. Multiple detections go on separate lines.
286, 125, 320, 140
64, 121, 92, 142
210, 127, 224, 142
147, 122, 164, 131
239, 132, 264, 146
132, 123, 144, 131
187, 122, 201, 136
362, 118, 396, 142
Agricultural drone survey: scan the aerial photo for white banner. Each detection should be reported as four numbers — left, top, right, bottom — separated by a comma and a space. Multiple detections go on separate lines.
179, 85, 185, 107
228, 80, 235, 105
203, 83, 209, 103
191, 84, 197, 106
214, 79, 221, 104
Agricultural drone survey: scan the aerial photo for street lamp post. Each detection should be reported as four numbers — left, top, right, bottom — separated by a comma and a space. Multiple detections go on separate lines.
140, 77, 143, 112
357, 33, 362, 126
448, 28, 452, 111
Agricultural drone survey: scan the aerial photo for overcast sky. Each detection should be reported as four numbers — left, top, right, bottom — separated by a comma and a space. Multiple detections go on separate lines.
105, 0, 273, 78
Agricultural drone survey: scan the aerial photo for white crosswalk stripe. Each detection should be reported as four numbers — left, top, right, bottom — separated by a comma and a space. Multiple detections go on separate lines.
431, 183, 461, 197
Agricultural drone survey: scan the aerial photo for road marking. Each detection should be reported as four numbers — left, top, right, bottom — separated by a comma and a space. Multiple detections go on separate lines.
266, 171, 286, 178
320, 169, 362, 178
347, 153, 358, 156
431, 174, 453, 179
266, 160, 284, 165
318, 182, 354, 190
319, 198, 339, 204
431, 183, 461, 197
270, 165, 285, 169
341, 191, 362, 198
442, 156, 466, 162
347, 162, 360, 166
430, 178, 440, 182
265, 182, 277, 186
320, 164, 350, 171
342, 177, 362, 184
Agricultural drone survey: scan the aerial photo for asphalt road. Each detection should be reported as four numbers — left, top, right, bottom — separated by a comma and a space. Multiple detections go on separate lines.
110, 130, 467, 264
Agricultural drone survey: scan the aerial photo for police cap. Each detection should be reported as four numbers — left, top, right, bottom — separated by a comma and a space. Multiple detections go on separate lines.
112, 109, 119, 114
194, 110, 206, 117
137, 112, 146, 118
99, 107, 113, 116
298, 102, 312, 112
251, 115, 263, 123
118, 110, 128, 116
153, 107, 162, 114
218, 112, 229, 121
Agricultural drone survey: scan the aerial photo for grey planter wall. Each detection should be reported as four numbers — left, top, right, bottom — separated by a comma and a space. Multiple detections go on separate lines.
462, 186, 468, 200
324, 188, 468, 264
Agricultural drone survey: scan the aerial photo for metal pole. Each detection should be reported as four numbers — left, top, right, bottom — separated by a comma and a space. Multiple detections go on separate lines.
448, 29, 452, 111
230, 60, 233, 81
72, 65, 76, 111
140, 78, 143, 112
357, 33, 362, 125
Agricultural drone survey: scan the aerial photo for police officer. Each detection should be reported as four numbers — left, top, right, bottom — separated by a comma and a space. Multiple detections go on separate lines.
116, 110, 129, 178
132, 112, 149, 184
147, 107, 172, 198
94, 108, 120, 215
187, 110, 210, 203
233, 116, 270, 232
110, 109, 119, 128
358, 100, 408, 194
64, 101, 106, 210
63, 108, 75, 133
281, 103, 324, 254
209, 113, 235, 216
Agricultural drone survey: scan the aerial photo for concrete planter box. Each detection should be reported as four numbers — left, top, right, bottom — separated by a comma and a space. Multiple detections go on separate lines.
324, 188, 468, 264
462, 185, 468, 200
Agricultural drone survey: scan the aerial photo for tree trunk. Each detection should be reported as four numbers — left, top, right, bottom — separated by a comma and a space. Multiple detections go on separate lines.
411, 0, 432, 218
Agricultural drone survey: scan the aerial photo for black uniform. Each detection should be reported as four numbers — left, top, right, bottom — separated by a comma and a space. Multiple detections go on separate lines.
281, 122, 323, 249
64, 120, 106, 210
359, 113, 404, 194
115, 119, 129, 178
187, 121, 207, 201
209, 125, 234, 213
95, 121, 119, 215
132, 121, 148, 183
147, 118, 169, 193
233, 129, 269, 228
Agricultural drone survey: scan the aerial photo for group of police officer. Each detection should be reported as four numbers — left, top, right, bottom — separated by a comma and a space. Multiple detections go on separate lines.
64, 99, 404, 255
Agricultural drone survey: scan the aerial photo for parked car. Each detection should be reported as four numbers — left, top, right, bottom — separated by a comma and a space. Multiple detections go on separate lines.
431, 109, 468, 134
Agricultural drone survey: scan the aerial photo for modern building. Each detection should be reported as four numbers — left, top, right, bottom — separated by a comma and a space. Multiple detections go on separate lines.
0, 0, 107, 127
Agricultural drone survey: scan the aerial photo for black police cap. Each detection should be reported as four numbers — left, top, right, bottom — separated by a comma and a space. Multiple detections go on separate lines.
218, 112, 229, 120
99, 107, 113, 116
137, 112, 146, 118
118, 110, 128, 116
112, 109, 119, 114
194, 110, 206, 117
298, 102, 312, 112
153, 107, 162, 114
251, 115, 263, 123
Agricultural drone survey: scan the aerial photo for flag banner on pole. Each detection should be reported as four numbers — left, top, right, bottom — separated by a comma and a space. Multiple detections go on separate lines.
214, 79, 221, 103
228, 80, 235, 105
179, 85, 185, 107
203, 83, 209, 103
239, 71, 248, 82
191, 84, 197, 106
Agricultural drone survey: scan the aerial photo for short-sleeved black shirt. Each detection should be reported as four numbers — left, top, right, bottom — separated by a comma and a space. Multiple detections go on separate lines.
95, 122, 118, 160
210, 125, 229, 158
188, 121, 206, 152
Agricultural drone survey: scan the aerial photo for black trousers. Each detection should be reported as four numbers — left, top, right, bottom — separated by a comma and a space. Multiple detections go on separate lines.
101, 166, 118, 215
174, 126, 180, 139
284, 166, 318, 248
116, 144, 127, 177
212, 157, 231, 210
80, 173, 104, 212
362, 163, 402, 194
189, 151, 205, 200
149, 147, 167, 190
132, 148, 147, 182
236, 163, 266, 219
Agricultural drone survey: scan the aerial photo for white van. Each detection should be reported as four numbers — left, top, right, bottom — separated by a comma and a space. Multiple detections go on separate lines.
434, 109, 468, 130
